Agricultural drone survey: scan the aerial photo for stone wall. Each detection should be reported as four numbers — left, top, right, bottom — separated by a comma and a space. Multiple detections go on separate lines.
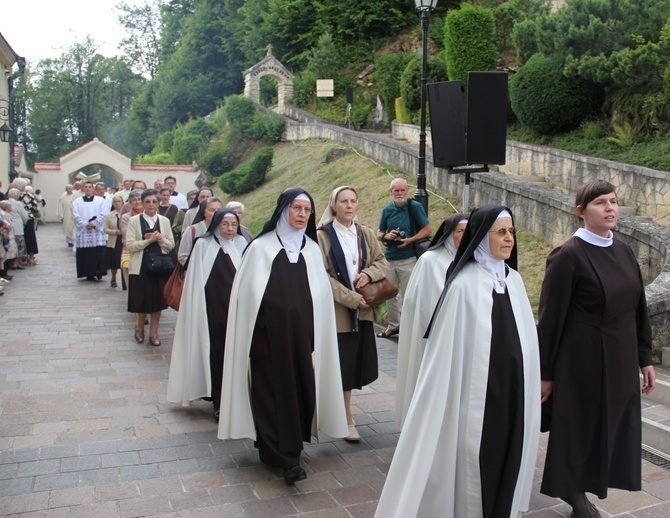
391, 121, 670, 224
284, 108, 670, 358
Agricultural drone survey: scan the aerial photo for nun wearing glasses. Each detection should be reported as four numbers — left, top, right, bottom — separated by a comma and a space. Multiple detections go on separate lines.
167, 208, 247, 421
217, 188, 348, 486
375, 205, 540, 518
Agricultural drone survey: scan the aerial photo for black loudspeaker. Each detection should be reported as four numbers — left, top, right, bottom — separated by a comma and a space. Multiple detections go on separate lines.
466, 71, 508, 165
427, 81, 467, 168
427, 71, 508, 167
346, 87, 354, 104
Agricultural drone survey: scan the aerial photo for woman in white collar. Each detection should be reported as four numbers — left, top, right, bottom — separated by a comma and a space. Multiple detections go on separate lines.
316, 186, 390, 442
217, 188, 348, 486
375, 205, 540, 518
539, 180, 656, 517
126, 188, 175, 347
167, 208, 247, 421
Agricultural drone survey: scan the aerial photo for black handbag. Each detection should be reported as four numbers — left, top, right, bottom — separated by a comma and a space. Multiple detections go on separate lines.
145, 252, 175, 276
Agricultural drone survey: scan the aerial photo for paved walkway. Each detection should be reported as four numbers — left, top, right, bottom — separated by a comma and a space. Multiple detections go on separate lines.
0, 224, 669, 517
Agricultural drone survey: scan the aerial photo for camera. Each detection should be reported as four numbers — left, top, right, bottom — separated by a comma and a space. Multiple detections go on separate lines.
392, 229, 407, 242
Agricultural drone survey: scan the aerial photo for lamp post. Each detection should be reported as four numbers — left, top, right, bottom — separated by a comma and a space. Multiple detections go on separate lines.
0, 124, 11, 143
414, 0, 437, 216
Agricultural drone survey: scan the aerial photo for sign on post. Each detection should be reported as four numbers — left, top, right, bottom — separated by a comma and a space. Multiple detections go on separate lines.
316, 79, 334, 98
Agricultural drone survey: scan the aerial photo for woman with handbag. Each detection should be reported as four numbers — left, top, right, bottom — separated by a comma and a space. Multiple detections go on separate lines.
103, 195, 124, 288
167, 209, 248, 421
317, 186, 389, 442
126, 189, 175, 346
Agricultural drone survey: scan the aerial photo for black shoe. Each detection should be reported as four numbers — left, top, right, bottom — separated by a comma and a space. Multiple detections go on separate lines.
214, 410, 219, 423
1, 274, 13, 280
282, 465, 306, 486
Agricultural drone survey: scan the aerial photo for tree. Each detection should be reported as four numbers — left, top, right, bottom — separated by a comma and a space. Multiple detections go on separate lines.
26, 38, 143, 161
444, 3, 498, 83
116, 0, 163, 79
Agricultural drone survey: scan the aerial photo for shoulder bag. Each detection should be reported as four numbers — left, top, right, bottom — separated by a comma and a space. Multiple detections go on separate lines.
163, 226, 195, 310
354, 226, 399, 305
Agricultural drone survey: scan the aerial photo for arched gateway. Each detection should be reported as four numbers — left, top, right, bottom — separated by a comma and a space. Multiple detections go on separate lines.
243, 45, 294, 110
33, 138, 197, 223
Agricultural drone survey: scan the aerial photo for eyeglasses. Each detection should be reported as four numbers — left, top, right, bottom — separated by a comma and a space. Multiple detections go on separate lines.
489, 227, 515, 237
289, 205, 314, 215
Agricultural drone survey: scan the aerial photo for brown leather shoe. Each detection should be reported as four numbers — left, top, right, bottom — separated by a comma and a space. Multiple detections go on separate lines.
134, 329, 144, 343
149, 336, 161, 347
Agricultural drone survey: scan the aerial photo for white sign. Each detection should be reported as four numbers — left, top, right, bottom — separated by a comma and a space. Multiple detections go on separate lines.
316, 79, 334, 98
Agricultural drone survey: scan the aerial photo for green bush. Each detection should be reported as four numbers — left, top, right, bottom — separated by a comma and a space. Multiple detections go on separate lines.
172, 134, 204, 164
260, 76, 278, 107
174, 118, 217, 142
395, 97, 412, 124
400, 55, 448, 112
375, 54, 414, 109
582, 121, 606, 140
224, 95, 284, 141
153, 131, 174, 154
199, 139, 236, 177
510, 53, 603, 134
292, 70, 318, 107
512, 19, 540, 67
218, 147, 274, 195
225, 95, 257, 134
135, 152, 174, 165
444, 4, 498, 83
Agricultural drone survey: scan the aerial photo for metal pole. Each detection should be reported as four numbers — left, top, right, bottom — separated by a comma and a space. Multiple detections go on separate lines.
414, 9, 430, 216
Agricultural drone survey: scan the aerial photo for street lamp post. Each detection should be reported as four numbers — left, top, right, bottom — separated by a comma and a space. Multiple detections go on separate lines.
414, 0, 437, 216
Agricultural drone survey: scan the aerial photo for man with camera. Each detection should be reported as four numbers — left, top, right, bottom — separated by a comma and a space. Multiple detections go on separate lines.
377, 178, 431, 338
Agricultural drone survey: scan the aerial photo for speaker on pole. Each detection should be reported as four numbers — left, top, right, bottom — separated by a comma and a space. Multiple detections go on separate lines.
346, 87, 354, 104
427, 81, 466, 168
427, 72, 508, 168
466, 71, 507, 165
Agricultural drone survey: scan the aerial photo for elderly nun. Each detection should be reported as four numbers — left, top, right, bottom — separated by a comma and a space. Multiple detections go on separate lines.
217, 188, 348, 486
375, 205, 541, 518
395, 212, 468, 429
167, 208, 248, 421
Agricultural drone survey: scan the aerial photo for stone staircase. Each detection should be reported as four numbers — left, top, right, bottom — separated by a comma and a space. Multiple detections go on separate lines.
641, 365, 670, 459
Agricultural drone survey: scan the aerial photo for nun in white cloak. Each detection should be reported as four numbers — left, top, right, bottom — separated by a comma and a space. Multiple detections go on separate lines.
217, 188, 348, 486
395, 212, 467, 428
376, 205, 541, 518
167, 208, 247, 419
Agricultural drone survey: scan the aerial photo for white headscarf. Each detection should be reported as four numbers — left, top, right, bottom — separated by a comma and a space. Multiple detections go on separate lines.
444, 218, 468, 258
214, 212, 239, 251
317, 185, 357, 228
276, 193, 310, 263
474, 210, 511, 293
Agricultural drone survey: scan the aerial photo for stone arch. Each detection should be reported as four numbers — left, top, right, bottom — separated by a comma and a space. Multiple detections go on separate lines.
244, 45, 294, 111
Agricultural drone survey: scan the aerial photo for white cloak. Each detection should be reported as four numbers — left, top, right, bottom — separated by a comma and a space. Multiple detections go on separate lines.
57, 192, 76, 240
167, 234, 247, 406
376, 261, 541, 518
217, 231, 349, 443
395, 246, 454, 428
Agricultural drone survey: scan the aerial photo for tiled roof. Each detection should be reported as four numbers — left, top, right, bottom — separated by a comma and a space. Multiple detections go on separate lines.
131, 164, 195, 171
34, 162, 61, 171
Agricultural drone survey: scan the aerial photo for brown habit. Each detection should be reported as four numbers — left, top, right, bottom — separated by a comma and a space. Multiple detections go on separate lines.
539, 236, 652, 499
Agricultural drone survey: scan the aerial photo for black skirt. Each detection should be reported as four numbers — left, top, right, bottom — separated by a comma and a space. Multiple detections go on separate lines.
337, 320, 378, 391
24, 219, 38, 255
128, 230, 168, 314
106, 238, 123, 270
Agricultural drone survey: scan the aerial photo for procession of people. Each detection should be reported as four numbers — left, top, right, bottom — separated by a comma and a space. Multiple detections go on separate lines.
6, 173, 658, 516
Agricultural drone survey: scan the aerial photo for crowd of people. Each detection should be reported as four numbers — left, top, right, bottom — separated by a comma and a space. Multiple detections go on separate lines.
0, 177, 43, 296
16, 173, 657, 514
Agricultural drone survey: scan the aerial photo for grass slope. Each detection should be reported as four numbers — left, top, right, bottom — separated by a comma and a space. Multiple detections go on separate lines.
214, 139, 552, 314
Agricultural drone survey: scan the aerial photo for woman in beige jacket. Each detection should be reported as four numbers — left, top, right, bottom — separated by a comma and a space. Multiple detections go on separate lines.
126, 189, 174, 346
317, 186, 389, 441
103, 195, 124, 287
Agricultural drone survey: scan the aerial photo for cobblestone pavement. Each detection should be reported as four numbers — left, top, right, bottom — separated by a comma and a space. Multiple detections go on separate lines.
1, 224, 669, 517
